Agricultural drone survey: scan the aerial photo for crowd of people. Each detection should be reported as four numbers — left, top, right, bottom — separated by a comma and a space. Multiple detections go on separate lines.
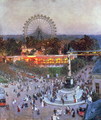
0, 64, 93, 120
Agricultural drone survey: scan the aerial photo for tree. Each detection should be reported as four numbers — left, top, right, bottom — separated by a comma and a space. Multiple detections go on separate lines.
0, 37, 7, 56
62, 43, 69, 54
61, 64, 69, 75
69, 35, 99, 51
71, 58, 86, 73
26, 36, 38, 48
44, 37, 61, 55
5, 38, 21, 55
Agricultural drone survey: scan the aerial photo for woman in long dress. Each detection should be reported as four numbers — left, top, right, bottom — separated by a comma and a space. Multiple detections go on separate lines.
17, 105, 20, 112
41, 100, 44, 107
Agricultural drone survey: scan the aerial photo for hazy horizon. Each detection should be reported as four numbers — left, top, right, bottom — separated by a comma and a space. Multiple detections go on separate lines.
1, 34, 101, 36
0, 0, 101, 35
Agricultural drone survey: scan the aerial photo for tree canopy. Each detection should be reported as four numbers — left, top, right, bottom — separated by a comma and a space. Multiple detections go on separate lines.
69, 35, 99, 51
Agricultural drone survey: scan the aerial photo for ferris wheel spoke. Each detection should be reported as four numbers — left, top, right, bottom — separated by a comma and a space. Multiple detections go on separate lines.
23, 14, 56, 40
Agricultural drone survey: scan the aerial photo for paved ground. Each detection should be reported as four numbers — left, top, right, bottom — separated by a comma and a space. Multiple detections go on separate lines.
0, 64, 93, 120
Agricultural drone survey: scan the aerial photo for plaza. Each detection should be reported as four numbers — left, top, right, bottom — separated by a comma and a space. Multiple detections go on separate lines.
0, 63, 93, 120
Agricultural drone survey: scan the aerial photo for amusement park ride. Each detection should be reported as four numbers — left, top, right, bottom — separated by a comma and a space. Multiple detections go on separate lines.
23, 14, 56, 41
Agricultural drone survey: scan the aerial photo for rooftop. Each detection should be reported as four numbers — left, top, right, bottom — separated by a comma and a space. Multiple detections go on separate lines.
84, 99, 101, 120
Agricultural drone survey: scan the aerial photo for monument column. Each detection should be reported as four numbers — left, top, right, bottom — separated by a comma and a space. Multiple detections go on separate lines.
68, 54, 71, 77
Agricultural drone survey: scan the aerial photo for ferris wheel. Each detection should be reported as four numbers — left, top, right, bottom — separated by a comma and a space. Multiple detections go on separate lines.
23, 14, 57, 41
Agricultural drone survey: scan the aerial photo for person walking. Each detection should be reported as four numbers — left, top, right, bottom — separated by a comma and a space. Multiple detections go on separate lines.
53, 108, 57, 115
37, 108, 40, 115
61, 97, 64, 104
71, 108, 75, 118
17, 105, 21, 112
41, 100, 44, 107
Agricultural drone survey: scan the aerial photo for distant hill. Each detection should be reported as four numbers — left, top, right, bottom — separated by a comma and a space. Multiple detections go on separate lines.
57, 34, 84, 40
2, 35, 24, 41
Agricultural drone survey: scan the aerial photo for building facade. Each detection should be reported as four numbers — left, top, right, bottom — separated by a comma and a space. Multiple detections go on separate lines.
92, 74, 101, 95
92, 58, 101, 96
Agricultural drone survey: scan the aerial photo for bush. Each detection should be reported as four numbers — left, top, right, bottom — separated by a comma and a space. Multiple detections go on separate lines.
0, 77, 8, 83
61, 65, 69, 75
14, 60, 48, 76
71, 58, 86, 73
48, 67, 62, 77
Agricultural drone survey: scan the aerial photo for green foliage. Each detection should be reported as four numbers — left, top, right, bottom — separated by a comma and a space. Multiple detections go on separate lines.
0, 77, 8, 83
32, 67, 48, 75
69, 35, 100, 51
61, 58, 86, 76
0, 37, 22, 56
62, 44, 69, 54
41, 37, 60, 55
14, 60, 48, 75
26, 36, 39, 48
14, 58, 86, 77
15, 60, 29, 70
15, 61, 63, 77
61, 65, 69, 75
0, 37, 7, 56
5, 38, 21, 56
71, 58, 86, 73
48, 67, 62, 77
44, 47, 59, 55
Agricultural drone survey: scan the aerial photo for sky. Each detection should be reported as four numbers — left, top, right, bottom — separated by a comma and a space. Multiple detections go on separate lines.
0, 0, 101, 35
